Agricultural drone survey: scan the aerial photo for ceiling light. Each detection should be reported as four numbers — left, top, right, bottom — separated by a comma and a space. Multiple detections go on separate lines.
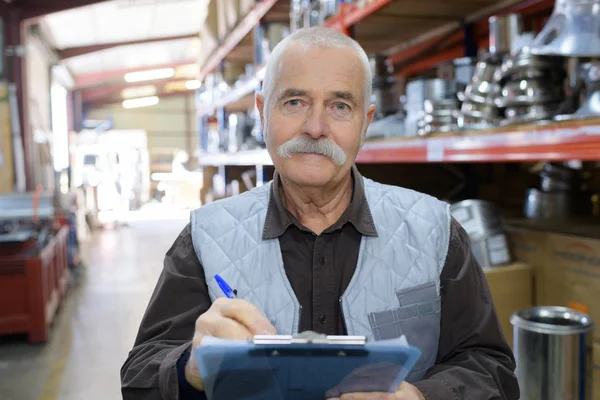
124, 68, 175, 83
122, 96, 160, 109
185, 80, 201, 90
122, 85, 157, 99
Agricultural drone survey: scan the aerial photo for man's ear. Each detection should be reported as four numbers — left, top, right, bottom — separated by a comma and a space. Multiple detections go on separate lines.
256, 93, 266, 131
360, 104, 377, 147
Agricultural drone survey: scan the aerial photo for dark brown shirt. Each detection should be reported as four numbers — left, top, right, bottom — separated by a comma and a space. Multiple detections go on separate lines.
121, 167, 519, 400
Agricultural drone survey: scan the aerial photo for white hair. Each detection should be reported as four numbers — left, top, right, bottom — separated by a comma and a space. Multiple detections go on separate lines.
261, 27, 373, 116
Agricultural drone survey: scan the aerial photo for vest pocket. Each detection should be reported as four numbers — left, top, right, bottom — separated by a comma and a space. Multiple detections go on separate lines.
367, 283, 441, 383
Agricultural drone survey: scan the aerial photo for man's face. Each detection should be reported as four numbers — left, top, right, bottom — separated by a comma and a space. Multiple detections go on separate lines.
257, 45, 375, 188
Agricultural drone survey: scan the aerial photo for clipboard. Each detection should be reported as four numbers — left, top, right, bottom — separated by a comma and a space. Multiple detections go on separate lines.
194, 331, 422, 400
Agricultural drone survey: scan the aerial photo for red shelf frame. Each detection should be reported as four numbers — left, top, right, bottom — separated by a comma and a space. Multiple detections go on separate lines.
198, 0, 278, 81
324, 0, 393, 33
355, 120, 600, 163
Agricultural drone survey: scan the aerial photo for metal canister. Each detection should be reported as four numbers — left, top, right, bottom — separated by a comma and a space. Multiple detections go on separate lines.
489, 13, 523, 55
450, 200, 512, 268
511, 307, 595, 400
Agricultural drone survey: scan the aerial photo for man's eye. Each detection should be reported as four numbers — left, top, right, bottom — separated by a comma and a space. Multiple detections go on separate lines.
336, 103, 349, 111
286, 99, 301, 107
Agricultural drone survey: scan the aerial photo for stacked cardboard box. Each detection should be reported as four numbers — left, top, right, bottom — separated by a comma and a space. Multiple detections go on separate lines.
0, 82, 14, 193
507, 220, 600, 399
483, 263, 533, 348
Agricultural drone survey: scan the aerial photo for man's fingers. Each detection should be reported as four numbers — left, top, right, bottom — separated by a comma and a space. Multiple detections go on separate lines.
198, 311, 254, 340
216, 299, 276, 335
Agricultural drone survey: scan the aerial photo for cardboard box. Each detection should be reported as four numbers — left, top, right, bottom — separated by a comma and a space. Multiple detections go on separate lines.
506, 225, 549, 304
484, 263, 533, 348
594, 341, 600, 400
544, 232, 600, 342
0, 82, 14, 194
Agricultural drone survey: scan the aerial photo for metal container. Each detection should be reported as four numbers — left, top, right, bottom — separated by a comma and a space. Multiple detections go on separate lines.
570, 62, 600, 118
524, 188, 572, 219
488, 13, 523, 55
502, 103, 560, 125
405, 79, 457, 107
450, 200, 505, 239
451, 200, 511, 268
469, 230, 512, 268
464, 60, 502, 104
531, 0, 600, 57
496, 78, 564, 108
452, 57, 477, 86
495, 48, 566, 83
511, 306, 595, 400
424, 98, 460, 117
461, 100, 499, 120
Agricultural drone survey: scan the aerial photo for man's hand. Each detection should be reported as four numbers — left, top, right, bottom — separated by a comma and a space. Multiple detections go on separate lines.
184, 298, 276, 391
328, 382, 425, 400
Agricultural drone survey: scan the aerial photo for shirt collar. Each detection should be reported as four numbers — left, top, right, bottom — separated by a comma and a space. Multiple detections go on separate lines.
262, 164, 378, 240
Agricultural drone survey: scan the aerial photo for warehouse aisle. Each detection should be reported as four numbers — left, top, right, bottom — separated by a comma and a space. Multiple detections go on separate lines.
0, 207, 190, 400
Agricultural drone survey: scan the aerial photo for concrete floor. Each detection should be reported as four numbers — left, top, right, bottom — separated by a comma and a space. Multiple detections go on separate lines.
0, 206, 190, 400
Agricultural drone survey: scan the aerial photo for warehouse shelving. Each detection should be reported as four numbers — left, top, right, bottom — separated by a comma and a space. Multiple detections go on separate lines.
197, 118, 600, 166
197, 0, 278, 83
197, 67, 265, 117
194, 0, 599, 171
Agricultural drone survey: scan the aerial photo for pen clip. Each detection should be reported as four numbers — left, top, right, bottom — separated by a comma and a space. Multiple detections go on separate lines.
214, 274, 234, 299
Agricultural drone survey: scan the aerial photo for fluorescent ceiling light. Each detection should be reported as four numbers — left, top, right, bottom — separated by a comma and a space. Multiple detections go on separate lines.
124, 68, 175, 83
123, 96, 160, 109
185, 80, 201, 90
122, 85, 157, 99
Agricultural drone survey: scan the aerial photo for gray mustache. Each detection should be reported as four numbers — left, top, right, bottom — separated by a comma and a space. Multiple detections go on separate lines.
276, 136, 348, 166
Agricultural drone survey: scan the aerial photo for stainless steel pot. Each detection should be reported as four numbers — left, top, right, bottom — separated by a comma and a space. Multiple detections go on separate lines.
524, 188, 572, 218
511, 306, 595, 400
495, 47, 565, 83
461, 99, 499, 122
464, 60, 502, 103
503, 103, 560, 124
496, 79, 564, 108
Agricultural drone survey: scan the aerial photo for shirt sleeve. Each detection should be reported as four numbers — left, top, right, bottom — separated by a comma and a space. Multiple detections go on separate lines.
414, 218, 520, 400
121, 223, 211, 400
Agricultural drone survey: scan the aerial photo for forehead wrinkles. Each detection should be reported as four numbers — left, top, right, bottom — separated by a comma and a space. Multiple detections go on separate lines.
274, 46, 365, 102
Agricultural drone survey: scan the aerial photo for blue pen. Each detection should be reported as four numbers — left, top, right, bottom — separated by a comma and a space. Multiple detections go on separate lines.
214, 274, 236, 299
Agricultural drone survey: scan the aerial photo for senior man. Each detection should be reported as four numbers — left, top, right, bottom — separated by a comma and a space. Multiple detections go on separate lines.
122, 27, 519, 400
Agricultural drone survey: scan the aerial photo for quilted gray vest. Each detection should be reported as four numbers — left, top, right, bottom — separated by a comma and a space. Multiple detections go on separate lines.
191, 177, 451, 381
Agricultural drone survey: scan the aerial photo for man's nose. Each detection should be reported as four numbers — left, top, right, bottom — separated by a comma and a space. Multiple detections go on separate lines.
303, 106, 329, 139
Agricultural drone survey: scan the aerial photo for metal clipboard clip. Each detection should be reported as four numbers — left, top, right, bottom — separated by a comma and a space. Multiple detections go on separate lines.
249, 331, 368, 358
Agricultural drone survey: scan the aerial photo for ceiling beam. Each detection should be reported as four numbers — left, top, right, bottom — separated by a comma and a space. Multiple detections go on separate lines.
19, 1, 111, 20
73, 59, 198, 89
80, 78, 192, 102
57, 33, 199, 60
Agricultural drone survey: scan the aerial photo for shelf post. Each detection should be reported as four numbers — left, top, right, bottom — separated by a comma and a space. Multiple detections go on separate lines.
462, 22, 478, 58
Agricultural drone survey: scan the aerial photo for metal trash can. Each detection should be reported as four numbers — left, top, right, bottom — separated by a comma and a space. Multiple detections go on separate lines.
511, 306, 595, 400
